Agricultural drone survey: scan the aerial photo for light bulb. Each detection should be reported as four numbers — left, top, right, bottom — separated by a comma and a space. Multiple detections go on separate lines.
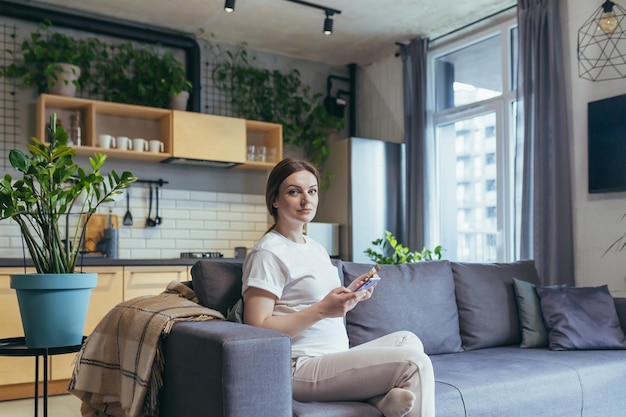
599, 11, 619, 34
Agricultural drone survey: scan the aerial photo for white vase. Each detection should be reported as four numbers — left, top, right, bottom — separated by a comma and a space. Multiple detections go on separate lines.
169, 91, 189, 110
48, 63, 81, 97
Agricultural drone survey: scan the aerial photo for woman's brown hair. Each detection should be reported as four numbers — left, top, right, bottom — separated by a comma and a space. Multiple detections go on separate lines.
265, 158, 320, 229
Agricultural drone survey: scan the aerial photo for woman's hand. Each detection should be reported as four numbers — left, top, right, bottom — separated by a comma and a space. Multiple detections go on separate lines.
347, 272, 380, 297
317, 287, 365, 318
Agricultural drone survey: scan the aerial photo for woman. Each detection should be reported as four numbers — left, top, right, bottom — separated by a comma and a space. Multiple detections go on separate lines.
242, 158, 435, 417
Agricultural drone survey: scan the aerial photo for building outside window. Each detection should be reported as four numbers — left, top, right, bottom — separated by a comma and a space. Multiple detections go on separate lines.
428, 17, 519, 262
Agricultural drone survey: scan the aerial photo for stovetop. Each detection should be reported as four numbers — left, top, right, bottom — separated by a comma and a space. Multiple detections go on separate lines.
180, 251, 224, 259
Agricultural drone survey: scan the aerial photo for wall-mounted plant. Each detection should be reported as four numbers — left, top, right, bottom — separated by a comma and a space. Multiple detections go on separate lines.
1, 20, 107, 96
97, 42, 192, 109
365, 230, 443, 264
605, 212, 626, 255
209, 43, 344, 171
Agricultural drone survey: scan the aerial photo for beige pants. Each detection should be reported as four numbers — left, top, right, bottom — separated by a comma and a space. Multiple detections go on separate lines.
292, 330, 435, 417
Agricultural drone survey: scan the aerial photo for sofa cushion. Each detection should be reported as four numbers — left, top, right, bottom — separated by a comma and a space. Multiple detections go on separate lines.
191, 259, 244, 316
512, 278, 567, 348
536, 285, 626, 350
452, 260, 540, 350
343, 260, 463, 355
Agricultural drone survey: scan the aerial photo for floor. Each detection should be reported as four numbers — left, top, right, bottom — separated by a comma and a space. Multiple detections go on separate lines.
0, 394, 81, 417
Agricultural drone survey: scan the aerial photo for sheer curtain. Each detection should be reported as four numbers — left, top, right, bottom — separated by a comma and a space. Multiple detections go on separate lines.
517, 0, 575, 285
401, 37, 428, 251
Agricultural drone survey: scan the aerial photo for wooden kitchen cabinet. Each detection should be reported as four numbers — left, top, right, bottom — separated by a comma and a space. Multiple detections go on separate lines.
50, 266, 124, 380
123, 265, 191, 300
0, 267, 36, 388
36, 94, 172, 162
0, 263, 191, 400
239, 119, 283, 170
171, 110, 247, 165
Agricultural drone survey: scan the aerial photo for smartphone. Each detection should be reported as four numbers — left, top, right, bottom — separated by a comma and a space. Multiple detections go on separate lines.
354, 264, 381, 291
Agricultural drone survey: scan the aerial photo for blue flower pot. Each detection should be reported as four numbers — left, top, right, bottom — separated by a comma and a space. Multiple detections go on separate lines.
10, 273, 98, 349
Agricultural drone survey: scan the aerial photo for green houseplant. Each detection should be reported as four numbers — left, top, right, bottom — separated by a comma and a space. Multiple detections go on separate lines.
0, 113, 136, 347
1, 20, 106, 96
98, 42, 192, 109
210, 43, 343, 172
365, 230, 443, 264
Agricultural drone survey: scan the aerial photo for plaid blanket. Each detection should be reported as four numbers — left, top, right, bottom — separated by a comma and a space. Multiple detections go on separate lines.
68, 281, 224, 417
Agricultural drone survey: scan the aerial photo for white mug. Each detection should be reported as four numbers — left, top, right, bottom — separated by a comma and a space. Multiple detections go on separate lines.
132, 138, 148, 152
149, 140, 164, 153
98, 134, 116, 149
117, 136, 132, 151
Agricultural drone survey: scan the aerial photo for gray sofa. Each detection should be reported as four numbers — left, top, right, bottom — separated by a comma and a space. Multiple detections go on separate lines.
159, 259, 626, 417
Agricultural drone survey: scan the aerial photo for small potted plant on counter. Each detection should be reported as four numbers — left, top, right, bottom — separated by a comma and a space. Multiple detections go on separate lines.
0, 113, 136, 348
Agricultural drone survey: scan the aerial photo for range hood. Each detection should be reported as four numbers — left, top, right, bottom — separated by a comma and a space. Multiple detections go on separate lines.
161, 157, 242, 169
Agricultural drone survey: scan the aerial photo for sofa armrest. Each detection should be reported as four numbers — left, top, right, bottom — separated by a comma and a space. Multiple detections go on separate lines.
615, 298, 626, 334
160, 320, 292, 417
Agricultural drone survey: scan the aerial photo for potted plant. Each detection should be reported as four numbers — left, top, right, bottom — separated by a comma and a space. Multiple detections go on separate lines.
162, 50, 193, 110
0, 113, 136, 348
98, 42, 192, 109
210, 43, 343, 174
1, 20, 107, 96
365, 230, 443, 264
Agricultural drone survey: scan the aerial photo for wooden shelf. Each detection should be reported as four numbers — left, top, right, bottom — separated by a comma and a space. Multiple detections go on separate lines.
239, 120, 283, 170
37, 94, 173, 162
36, 94, 283, 169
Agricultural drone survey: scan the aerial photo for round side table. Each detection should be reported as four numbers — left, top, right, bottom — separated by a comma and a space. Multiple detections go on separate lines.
0, 337, 85, 417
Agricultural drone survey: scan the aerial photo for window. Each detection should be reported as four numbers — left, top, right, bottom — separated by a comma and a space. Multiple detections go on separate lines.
429, 16, 519, 262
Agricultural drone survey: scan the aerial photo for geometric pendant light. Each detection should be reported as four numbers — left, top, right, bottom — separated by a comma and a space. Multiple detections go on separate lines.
578, 0, 626, 81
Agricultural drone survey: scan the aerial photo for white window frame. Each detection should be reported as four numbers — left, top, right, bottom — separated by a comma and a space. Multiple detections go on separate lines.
426, 16, 518, 262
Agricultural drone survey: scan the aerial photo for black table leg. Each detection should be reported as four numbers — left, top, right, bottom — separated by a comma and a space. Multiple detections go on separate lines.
43, 348, 48, 417
34, 355, 39, 417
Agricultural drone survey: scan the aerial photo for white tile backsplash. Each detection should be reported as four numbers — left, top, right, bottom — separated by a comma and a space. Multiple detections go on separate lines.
0, 188, 269, 259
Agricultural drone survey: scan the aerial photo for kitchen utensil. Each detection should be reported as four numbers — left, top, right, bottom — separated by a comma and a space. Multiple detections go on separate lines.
123, 190, 133, 226
155, 185, 162, 225
146, 184, 157, 227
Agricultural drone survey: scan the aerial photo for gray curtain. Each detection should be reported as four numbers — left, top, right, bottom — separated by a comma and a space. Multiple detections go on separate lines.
401, 38, 428, 251
517, 0, 575, 285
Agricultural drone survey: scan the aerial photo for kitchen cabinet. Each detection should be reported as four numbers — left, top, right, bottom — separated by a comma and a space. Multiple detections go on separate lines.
36, 94, 173, 162
239, 119, 283, 170
0, 263, 189, 400
0, 267, 36, 389
123, 265, 191, 301
36, 94, 283, 169
171, 111, 246, 165
50, 266, 124, 381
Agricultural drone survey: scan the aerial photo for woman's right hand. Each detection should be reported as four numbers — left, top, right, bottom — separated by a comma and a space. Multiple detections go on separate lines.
317, 287, 365, 318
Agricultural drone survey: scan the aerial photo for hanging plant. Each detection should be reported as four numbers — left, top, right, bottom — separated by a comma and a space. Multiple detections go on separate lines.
209, 43, 344, 172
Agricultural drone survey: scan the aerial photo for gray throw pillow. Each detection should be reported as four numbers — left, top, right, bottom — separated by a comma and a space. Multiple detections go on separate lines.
343, 260, 463, 355
190, 259, 244, 316
512, 278, 566, 348
536, 285, 626, 350
452, 260, 540, 350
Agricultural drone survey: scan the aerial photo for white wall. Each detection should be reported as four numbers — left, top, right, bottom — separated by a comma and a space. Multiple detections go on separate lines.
0, 187, 268, 259
354, 1, 626, 295
562, 0, 626, 296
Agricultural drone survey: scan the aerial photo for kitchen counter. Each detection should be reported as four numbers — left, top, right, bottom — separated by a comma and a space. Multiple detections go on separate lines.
0, 257, 238, 268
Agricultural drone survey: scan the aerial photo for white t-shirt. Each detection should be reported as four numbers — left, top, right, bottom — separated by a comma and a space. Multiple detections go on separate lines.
242, 230, 349, 358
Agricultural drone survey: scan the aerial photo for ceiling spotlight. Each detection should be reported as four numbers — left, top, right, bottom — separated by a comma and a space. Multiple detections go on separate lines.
286, 1, 341, 36
224, 0, 236, 13
323, 15, 333, 35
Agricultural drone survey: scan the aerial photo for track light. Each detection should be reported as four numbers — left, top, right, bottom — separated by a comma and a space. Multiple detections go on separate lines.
224, 0, 235, 13
287, 0, 341, 35
323, 15, 333, 35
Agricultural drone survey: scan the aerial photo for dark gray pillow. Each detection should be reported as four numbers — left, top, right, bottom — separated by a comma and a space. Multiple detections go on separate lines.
536, 285, 626, 350
190, 259, 244, 316
343, 260, 463, 355
512, 278, 567, 348
452, 260, 540, 350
